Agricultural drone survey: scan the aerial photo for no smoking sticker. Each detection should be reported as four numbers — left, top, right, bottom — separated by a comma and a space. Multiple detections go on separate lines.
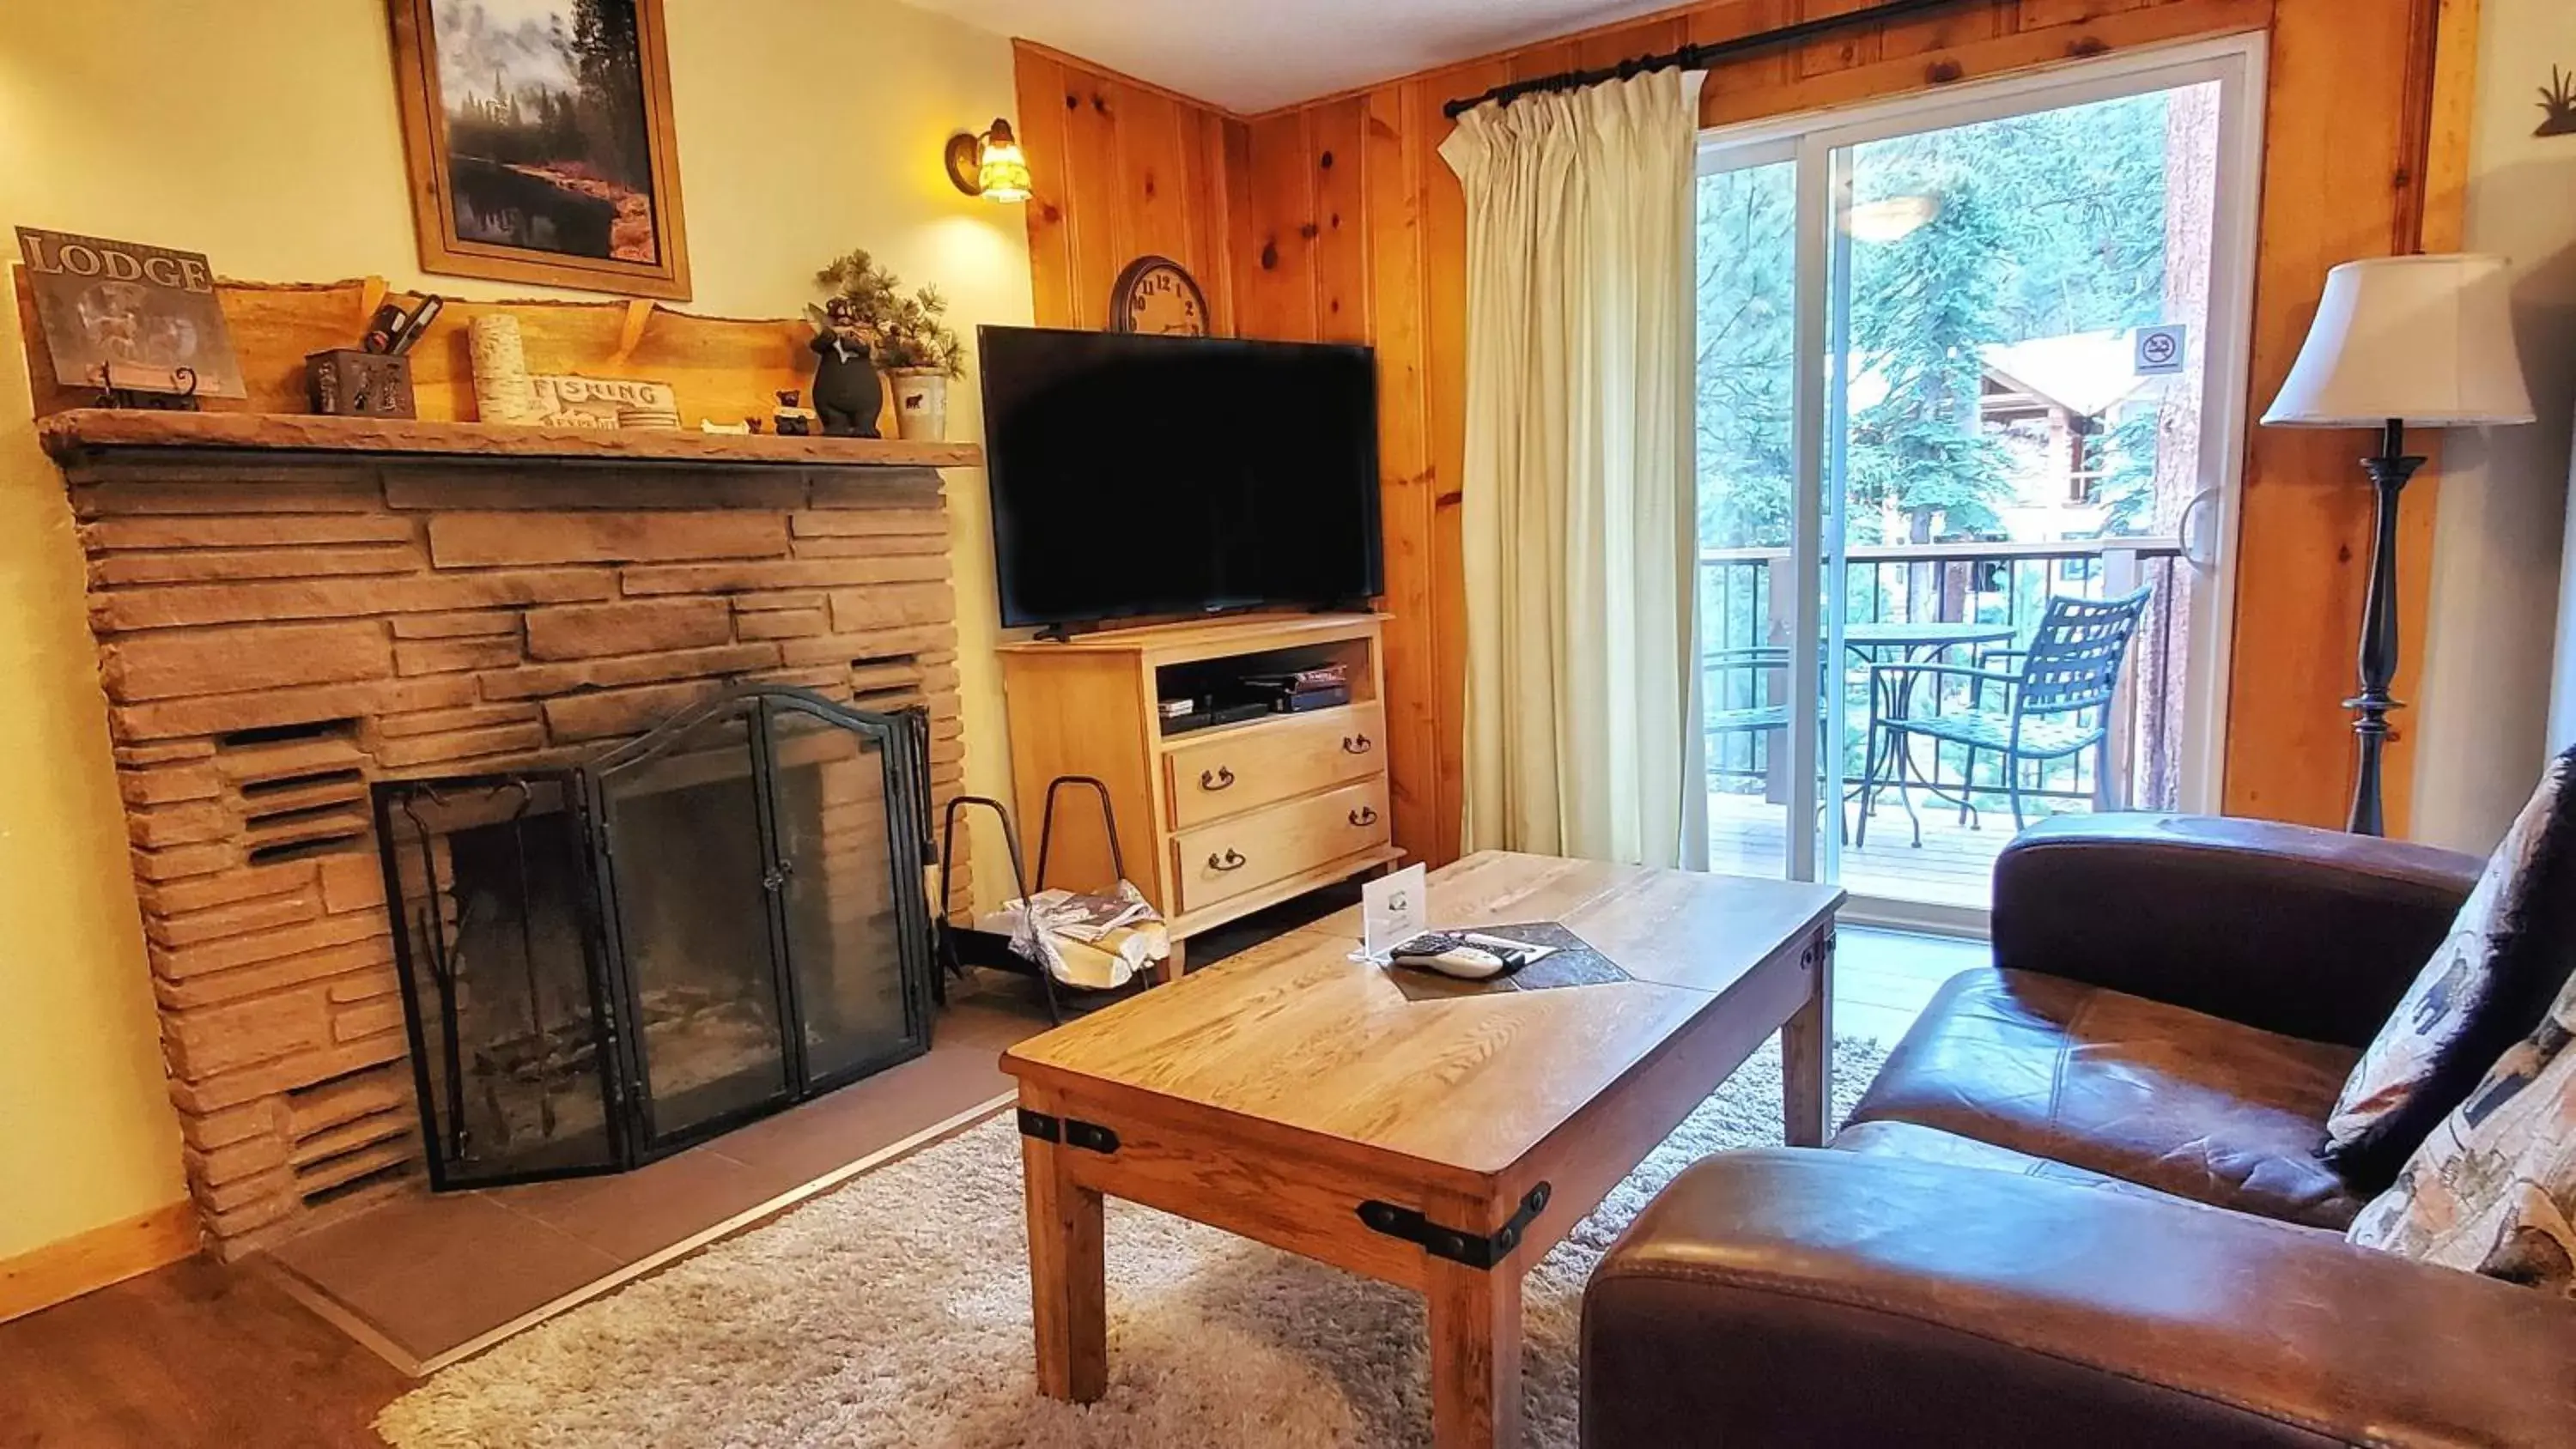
2135, 324, 2189, 376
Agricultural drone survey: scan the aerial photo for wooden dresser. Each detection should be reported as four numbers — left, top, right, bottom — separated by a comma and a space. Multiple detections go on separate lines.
996, 614, 1403, 957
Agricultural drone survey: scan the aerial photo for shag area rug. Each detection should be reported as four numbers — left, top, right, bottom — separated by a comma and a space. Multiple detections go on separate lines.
380, 1034, 1886, 1449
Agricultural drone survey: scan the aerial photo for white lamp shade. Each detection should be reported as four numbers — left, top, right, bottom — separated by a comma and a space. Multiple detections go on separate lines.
2263, 254, 2537, 429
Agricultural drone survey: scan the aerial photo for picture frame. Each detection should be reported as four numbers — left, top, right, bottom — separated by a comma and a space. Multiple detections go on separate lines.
386, 0, 692, 300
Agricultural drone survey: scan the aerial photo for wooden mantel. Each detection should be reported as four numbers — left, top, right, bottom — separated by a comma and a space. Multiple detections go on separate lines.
38, 409, 983, 471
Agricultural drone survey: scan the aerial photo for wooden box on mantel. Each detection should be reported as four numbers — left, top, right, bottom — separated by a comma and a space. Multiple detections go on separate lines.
998, 613, 1403, 955
305, 348, 416, 419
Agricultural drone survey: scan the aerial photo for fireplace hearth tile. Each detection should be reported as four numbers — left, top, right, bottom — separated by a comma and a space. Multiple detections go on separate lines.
489, 1146, 775, 1264
258, 993, 1049, 1369
264, 1193, 622, 1365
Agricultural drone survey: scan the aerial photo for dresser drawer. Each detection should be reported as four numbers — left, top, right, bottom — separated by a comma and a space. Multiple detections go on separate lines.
1172, 777, 1390, 916
1164, 703, 1386, 829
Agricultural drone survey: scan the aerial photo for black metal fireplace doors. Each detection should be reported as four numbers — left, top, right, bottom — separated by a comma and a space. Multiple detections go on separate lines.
372, 684, 939, 1191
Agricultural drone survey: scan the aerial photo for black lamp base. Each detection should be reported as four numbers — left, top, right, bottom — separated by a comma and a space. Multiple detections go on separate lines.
2347, 417, 2423, 838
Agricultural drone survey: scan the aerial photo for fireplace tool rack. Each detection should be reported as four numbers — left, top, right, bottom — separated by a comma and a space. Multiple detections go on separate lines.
374, 683, 941, 1192
934, 774, 1163, 1025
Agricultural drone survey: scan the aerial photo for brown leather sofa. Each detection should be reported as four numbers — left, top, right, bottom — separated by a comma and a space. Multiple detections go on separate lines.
1584, 815, 2576, 1447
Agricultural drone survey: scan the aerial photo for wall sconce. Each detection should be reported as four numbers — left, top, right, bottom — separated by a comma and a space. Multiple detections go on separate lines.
946, 118, 1030, 203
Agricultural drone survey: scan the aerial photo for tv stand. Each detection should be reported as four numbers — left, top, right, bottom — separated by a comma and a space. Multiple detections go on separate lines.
996, 612, 1401, 969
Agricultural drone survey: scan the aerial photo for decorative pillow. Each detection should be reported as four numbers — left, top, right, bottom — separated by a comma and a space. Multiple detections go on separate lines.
2348, 965, 2576, 1297
2323, 745, 2576, 1188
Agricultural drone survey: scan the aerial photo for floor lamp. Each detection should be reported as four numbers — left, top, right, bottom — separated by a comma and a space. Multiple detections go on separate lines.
2263, 254, 2536, 836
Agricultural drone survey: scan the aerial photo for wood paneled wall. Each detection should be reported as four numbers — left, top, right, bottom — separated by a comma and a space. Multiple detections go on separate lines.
1018, 0, 2462, 861
2229, 0, 2448, 831
1012, 42, 1248, 335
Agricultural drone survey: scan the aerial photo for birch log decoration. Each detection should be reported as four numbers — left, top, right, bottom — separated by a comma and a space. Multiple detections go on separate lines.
468, 313, 536, 423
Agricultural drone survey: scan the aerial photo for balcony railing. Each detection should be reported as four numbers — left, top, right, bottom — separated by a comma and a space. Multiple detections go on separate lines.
1702, 537, 2190, 816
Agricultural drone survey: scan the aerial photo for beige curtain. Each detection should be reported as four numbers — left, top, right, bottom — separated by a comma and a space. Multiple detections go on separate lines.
1440, 70, 1705, 868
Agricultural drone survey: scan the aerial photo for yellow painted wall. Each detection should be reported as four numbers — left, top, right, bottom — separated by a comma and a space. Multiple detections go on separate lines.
2414, 0, 2576, 851
0, 0, 1033, 1262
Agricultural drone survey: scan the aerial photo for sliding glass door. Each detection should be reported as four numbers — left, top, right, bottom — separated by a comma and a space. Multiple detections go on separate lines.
1698, 142, 1804, 881
1695, 37, 2265, 928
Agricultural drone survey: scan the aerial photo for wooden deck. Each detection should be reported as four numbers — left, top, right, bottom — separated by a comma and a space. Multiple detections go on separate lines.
1708, 788, 2079, 911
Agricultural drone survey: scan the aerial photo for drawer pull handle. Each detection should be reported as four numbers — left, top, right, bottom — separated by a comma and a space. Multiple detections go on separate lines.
1348, 806, 1379, 828
1208, 848, 1249, 873
1200, 766, 1236, 791
1343, 734, 1374, 755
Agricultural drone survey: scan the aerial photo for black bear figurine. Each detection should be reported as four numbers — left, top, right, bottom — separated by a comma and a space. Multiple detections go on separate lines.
806, 299, 883, 439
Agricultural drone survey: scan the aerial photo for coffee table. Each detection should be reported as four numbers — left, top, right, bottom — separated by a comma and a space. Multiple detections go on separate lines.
1001, 851, 1843, 1447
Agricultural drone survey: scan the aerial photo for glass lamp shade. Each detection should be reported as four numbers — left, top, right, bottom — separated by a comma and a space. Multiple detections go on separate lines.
945, 118, 1030, 203
2264, 254, 2537, 429
976, 134, 1032, 204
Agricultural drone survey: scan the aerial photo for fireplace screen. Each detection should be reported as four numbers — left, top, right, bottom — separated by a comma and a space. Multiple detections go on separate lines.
374, 685, 937, 1190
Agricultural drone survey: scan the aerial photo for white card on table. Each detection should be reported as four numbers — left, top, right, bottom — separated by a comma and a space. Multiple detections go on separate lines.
1359, 864, 1428, 962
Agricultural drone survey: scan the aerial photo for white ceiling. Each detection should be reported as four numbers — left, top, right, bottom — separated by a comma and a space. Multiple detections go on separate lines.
900, 0, 1685, 114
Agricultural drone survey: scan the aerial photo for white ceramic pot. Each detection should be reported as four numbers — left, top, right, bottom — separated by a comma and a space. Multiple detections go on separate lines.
889, 369, 949, 441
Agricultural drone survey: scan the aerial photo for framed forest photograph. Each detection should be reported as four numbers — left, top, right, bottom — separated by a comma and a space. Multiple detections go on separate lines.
387, 0, 692, 300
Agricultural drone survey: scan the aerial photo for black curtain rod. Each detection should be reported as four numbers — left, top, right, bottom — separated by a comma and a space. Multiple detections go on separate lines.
1443, 0, 1983, 118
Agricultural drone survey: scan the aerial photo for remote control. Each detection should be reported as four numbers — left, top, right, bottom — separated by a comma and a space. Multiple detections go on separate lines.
1389, 932, 1510, 981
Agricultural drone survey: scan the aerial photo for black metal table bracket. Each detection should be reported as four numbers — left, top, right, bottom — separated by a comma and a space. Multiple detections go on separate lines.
1017, 1108, 1121, 1155
1357, 1182, 1552, 1270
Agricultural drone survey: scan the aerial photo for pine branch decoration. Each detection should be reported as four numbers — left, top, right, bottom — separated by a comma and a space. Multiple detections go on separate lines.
814, 249, 968, 378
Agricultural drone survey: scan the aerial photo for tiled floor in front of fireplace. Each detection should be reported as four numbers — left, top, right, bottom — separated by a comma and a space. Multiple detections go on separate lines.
261, 985, 1056, 1374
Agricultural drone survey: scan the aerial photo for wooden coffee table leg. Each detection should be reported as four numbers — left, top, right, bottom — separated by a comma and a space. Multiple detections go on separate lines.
1022, 1119, 1107, 1402
1427, 1253, 1524, 1448
1781, 929, 1834, 1148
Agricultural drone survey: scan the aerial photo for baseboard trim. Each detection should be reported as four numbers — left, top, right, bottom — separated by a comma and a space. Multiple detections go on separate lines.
0, 1199, 201, 1325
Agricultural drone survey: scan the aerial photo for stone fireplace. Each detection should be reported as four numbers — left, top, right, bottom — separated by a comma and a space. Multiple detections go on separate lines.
40, 409, 976, 1258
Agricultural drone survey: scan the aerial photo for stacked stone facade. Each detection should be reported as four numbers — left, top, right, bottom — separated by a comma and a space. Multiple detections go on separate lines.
60, 444, 969, 1258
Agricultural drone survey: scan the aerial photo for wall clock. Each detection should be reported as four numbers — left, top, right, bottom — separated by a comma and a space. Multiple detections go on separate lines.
1109, 255, 1210, 336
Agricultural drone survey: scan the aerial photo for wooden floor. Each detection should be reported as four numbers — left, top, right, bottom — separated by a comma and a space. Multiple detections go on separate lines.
0, 923, 1980, 1449
1707, 789, 2090, 911
0, 1255, 410, 1449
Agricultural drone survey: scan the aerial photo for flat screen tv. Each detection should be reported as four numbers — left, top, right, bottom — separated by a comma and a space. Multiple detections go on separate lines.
978, 325, 1382, 631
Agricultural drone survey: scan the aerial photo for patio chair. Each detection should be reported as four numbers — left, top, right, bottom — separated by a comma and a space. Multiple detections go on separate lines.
1853, 588, 2152, 848
1704, 645, 1791, 780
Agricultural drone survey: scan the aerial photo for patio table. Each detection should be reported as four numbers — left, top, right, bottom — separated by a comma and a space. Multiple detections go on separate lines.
1839, 620, 2016, 664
